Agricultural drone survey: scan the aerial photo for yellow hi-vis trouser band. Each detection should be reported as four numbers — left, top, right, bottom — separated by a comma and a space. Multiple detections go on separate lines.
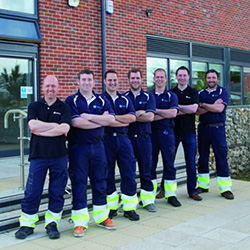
45, 210, 62, 227
198, 173, 210, 189
71, 208, 89, 229
19, 212, 39, 228
164, 180, 177, 198
121, 193, 138, 211
140, 189, 155, 207
92, 204, 109, 224
107, 191, 119, 210
151, 179, 158, 196
217, 176, 232, 193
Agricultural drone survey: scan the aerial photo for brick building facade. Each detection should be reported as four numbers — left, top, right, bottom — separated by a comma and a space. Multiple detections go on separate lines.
37, 0, 250, 99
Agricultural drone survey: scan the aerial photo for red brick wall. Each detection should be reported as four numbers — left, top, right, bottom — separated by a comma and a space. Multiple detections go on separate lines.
39, 0, 250, 99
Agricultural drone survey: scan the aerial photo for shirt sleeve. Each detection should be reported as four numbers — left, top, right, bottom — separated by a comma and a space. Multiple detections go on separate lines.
191, 88, 199, 104
125, 96, 136, 116
65, 95, 81, 119
220, 87, 229, 106
60, 102, 71, 125
169, 92, 179, 110
102, 96, 115, 116
146, 92, 156, 113
27, 102, 38, 122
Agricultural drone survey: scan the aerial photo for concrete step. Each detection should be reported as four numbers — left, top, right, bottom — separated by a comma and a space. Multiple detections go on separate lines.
0, 163, 210, 232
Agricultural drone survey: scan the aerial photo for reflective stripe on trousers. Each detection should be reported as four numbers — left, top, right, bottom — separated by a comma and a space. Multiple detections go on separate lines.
217, 176, 232, 193
71, 208, 90, 228
45, 210, 62, 227
198, 173, 210, 189
164, 180, 177, 198
19, 212, 39, 228
140, 189, 155, 206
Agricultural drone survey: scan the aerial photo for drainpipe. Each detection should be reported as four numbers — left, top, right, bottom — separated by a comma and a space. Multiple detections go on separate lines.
101, 0, 106, 91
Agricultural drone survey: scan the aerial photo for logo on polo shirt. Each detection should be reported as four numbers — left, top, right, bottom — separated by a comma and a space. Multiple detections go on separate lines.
139, 101, 147, 105
186, 96, 191, 99
93, 105, 102, 109
53, 111, 61, 115
119, 104, 126, 108
161, 98, 169, 102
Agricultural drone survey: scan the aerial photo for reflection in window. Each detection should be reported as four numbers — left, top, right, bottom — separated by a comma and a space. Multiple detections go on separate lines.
0, 57, 32, 155
0, 17, 42, 42
192, 62, 207, 91
0, 0, 34, 15
147, 57, 167, 91
230, 66, 242, 105
244, 67, 250, 105
170, 59, 188, 89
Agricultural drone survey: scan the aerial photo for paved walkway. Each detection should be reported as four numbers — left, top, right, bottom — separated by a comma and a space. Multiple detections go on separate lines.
1, 178, 250, 250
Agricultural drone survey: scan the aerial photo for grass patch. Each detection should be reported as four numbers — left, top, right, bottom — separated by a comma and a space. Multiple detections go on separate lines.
234, 170, 250, 182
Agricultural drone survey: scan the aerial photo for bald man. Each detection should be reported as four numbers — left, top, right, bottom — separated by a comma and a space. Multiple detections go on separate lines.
15, 75, 71, 240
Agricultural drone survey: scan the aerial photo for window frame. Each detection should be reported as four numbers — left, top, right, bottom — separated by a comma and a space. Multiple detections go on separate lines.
0, 0, 42, 43
147, 35, 250, 107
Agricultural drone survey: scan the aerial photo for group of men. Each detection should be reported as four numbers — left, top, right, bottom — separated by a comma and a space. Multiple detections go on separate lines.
15, 66, 234, 240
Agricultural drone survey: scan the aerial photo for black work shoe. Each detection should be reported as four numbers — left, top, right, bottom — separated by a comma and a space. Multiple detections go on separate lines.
15, 226, 34, 239
124, 210, 140, 221
196, 187, 209, 194
46, 222, 60, 239
168, 196, 181, 207
109, 209, 118, 219
221, 191, 234, 200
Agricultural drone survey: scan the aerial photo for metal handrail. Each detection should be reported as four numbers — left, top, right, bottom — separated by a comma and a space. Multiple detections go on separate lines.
4, 109, 29, 190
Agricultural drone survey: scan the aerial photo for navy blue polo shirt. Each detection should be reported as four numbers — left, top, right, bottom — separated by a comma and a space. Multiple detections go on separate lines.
171, 85, 199, 135
102, 91, 136, 134
28, 98, 71, 160
151, 89, 179, 130
199, 85, 229, 125
65, 90, 115, 144
125, 89, 156, 135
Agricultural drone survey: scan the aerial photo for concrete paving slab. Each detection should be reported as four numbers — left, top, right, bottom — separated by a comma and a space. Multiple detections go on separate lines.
1, 179, 250, 250
203, 228, 249, 244
176, 237, 230, 250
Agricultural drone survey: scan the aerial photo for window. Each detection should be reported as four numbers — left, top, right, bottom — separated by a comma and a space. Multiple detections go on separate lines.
0, 0, 35, 15
0, 17, 42, 42
192, 62, 207, 91
0, 0, 41, 43
146, 57, 167, 91
230, 66, 242, 105
244, 67, 250, 105
170, 59, 188, 89
147, 35, 250, 106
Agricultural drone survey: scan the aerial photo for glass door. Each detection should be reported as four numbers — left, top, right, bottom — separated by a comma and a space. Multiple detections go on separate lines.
0, 57, 34, 157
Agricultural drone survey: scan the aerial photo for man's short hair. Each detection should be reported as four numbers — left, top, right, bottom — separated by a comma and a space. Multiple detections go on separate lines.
105, 69, 118, 79
78, 69, 94, 79
205, 69, 219, 78
153, 68, 167, 77
127, 68, 142, 79
175, 66, 190, 76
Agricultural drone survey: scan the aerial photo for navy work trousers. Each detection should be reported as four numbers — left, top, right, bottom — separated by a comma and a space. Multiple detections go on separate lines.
21, 156, 68, 215
198, 124, 229, 177
104, 135, 137, 196
151, 128, 176, 189
129, 135, 154, 192
175, 133, 197, 195
68, 142, 108, 210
